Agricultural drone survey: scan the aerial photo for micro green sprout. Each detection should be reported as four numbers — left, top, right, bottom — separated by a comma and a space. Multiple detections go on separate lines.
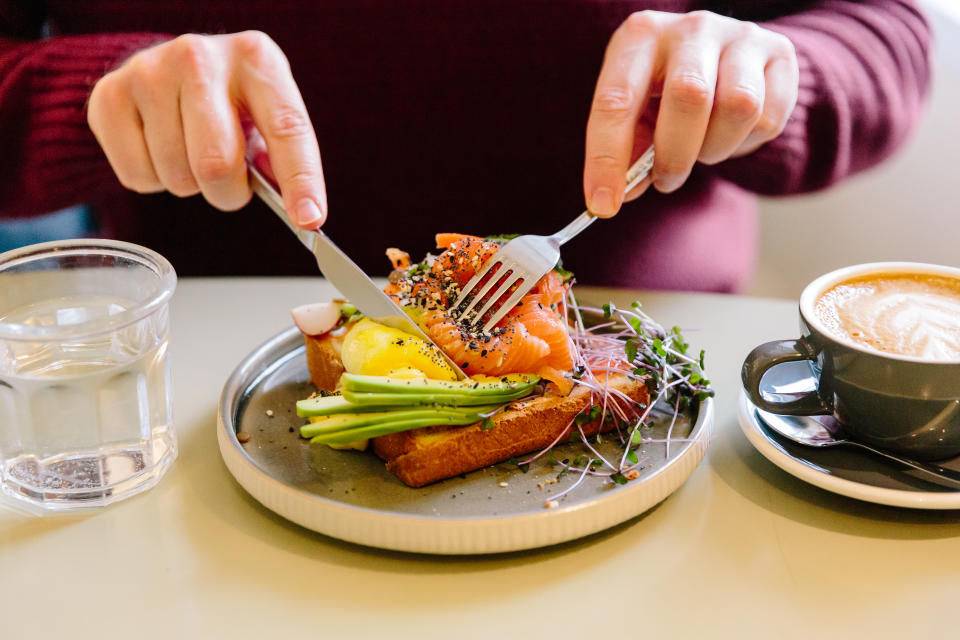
519, 291, 712, 504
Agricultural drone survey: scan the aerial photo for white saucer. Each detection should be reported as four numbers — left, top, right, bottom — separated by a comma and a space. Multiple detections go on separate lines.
738, 371, 960, 509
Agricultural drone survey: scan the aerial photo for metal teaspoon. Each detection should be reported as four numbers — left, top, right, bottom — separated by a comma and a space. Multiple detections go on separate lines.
755, 408, 960, 490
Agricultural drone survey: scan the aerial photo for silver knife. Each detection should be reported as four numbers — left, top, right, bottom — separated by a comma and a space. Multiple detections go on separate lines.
248, 164, 468, 380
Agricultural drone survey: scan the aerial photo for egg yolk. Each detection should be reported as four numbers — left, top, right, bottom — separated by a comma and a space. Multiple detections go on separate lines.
340, 318, 458, 381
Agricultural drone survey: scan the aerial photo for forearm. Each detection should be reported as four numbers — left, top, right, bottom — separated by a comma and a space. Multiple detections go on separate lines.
0, 32, 172, 217
714, 0, 931, 194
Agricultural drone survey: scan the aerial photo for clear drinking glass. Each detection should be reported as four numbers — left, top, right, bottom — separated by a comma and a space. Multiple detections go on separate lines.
0, 239, 177, 512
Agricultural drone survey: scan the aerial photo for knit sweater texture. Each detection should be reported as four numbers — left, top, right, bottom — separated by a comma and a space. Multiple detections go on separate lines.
0, 1, 931, 290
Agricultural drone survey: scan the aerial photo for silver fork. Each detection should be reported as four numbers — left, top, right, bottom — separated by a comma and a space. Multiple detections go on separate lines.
450, 145, 655, 332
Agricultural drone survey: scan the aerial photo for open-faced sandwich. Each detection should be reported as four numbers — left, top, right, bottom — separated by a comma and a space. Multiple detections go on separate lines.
292, 233, 712, 492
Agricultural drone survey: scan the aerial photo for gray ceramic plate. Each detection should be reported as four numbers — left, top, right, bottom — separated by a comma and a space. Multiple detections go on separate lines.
217, 326, 713, 553
738, 361, 960, 509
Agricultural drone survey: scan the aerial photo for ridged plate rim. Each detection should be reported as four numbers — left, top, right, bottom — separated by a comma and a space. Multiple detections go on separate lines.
217, 326, 713, 554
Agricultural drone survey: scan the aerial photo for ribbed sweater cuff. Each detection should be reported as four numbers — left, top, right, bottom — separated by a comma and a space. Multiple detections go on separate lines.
1, 32, 173, 217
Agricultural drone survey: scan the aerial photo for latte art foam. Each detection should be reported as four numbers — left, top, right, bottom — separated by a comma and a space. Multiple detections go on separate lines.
814, 274, 960, 361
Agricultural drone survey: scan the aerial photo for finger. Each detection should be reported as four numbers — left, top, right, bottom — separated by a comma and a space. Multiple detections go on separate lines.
87, 76, 163, 193
583, 12, 661, 218
181, 75, 250, 211
623, 176, 653, 202
733, 54, 799, 157
243, 123, 273, 182
698, 39, 765, 165
652, 35, 721, 193
233, 32, 327, 229
623, 117, 655, 203
128, 64, 200, 198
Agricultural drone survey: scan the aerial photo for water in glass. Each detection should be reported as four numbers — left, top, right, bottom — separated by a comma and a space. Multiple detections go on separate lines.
0, 241, 177, 512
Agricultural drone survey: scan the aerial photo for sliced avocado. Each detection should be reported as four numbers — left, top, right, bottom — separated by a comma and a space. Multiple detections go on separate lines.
309, 411, 496, 445
341, 389, 532, 407
296, 395, 396, 417
300, 405, 501, 438
340, 373, 539, 396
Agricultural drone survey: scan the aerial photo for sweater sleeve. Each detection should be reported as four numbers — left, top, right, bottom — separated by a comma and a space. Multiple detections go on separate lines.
0, 15, 171, 217
713, 0, 931, 195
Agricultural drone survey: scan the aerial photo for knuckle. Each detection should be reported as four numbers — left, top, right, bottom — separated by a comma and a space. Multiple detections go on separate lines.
586, 154, 624, 172
207, 190, 252, 213
124, 54, 164, 100
679, 10, 713, 33
158, 161, 200, 195
666, 73, 711, 111
721, 86, 762, 122
739, 20, 762, 38
769, 32, 796, 59
755, 113, 786, 138
87, 80, 115, 129
697, 153, 724, 166
282, 168, 321, 191
172, 34, 213, 75
621, 11, 659, 37
266, 106, 312, 139
233, 30, 282, 64
654, 157, 690, 179
592, 86, 636, 117
166, 177, 200, 197
124, 51, 159, 83
194, 153, 240, 183
117, 170, 162, 194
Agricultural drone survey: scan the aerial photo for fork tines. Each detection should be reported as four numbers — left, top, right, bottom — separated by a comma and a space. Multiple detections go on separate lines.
450, 259, 535, 333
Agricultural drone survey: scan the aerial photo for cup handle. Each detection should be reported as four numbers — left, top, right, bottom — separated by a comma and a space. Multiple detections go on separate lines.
740, 338, 830, 415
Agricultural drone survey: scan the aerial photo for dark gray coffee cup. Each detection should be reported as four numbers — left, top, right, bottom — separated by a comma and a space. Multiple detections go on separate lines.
741, 262, 960, 461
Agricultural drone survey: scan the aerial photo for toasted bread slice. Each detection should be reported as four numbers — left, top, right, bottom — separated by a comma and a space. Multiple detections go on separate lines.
372, 376, 647, 487
302, 332, 649, 487
304, 330, 346, 392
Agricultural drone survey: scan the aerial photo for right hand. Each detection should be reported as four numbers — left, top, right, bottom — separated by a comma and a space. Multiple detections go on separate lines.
87, 31, 327, 229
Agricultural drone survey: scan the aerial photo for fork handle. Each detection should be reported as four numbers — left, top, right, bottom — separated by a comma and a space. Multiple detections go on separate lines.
552, 144, 656, 246
624, 144, 656, 194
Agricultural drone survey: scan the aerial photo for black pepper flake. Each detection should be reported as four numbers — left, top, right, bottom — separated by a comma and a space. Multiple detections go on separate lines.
481, 349, 487, 357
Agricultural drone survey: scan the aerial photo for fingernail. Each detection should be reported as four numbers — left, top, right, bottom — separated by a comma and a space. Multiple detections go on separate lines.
294, 198, 324, 227
589, 187, 617, 217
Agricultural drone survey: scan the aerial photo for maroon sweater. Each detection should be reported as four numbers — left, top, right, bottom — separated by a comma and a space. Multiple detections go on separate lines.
0, 1, 930, 290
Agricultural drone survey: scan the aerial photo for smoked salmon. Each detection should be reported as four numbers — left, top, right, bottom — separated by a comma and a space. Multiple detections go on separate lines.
384, 235, 575, 381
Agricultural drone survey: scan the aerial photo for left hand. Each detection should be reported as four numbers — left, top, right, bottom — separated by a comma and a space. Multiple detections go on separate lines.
584, 10, 799, 216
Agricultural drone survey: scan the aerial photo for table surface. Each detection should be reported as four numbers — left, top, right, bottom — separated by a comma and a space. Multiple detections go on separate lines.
2, 278, 958, 639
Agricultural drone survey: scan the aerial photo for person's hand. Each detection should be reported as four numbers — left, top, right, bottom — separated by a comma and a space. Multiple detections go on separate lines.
87, 31, 327, 229
584, 10, 799, 216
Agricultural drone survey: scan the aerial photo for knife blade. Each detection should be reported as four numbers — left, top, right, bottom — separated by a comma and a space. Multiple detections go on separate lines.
247, 163, 468, 380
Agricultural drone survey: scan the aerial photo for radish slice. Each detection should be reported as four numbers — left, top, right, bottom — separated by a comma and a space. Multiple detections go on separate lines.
291, 302, 342, 336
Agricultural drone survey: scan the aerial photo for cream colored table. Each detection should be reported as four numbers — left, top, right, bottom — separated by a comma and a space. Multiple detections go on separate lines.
2, 278, 958, 639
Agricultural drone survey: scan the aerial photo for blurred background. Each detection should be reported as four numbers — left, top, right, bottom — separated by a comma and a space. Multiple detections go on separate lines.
1, 0, 956, 299
747, 0, 960, 298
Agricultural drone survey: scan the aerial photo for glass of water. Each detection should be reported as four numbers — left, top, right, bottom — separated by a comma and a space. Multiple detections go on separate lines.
0, 239, 177, 512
